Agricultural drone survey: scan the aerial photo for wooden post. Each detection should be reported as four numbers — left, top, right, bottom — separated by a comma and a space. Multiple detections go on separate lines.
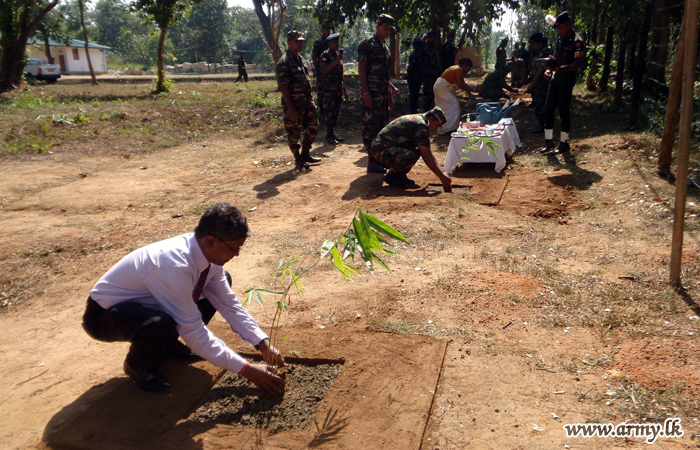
669, 0, 700, 286
657, 17, 686, 175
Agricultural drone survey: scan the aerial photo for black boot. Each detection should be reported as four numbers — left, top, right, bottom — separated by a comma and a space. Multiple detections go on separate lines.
292, 150, 309, 170
385, 170, 411, 188
397, 172, 417, 187
540, 139, 555, 155
325, 127, 338, 145
367, 153, 387, 174
551, 141, 570, 155
123, 359, 171, 393
332, 133, 344, 143
301, 146, 321, 163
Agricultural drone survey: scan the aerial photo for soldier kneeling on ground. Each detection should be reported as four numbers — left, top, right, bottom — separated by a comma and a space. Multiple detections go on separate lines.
370, 106, 452, 192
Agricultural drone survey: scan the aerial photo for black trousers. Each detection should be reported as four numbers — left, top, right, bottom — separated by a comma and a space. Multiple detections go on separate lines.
82, 271, 232, 372
544, 75, 576, 133
408, 76, 422, 114
235, 68, 248, 82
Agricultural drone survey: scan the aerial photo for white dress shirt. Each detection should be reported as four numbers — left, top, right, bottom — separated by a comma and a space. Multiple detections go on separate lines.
90, 233, 268, 374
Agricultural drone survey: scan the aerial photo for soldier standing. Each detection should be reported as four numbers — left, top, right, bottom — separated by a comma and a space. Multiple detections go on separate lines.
540, 11, 585, 155
358, 14, 400, 173
311, 23, 331, 115
439, 30, 457, 73
421, 31, 440, 111
235, 52, 248, 82
407, 37, 426, 114
276, 30, 320, 171
524, 33, 551, 134
495, 38, 508, 71
319, 33, 349, 145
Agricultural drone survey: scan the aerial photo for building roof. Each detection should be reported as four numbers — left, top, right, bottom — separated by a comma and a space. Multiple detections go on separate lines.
27, 37, 111, 50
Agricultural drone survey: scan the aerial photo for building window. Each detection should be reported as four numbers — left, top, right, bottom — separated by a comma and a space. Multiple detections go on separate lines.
72, 48, 79, 60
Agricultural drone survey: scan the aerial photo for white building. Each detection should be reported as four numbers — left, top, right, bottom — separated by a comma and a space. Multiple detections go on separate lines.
27, 38, 111, 74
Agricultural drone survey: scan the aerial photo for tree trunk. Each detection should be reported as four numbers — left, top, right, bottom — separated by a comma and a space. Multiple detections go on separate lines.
627, 29, 638, 79
615, 17, 628, 107
0, 0, 59, 93
657, 17, 687, 174
155, 25, 168, 93
586, 53, 600, 91
40, 26, 54, 64
630, 0, 655, 125
647, 0, 673, 82
78, 0, 98, 85
591, 0, 600, 45
252, 0, 279, 60
599, 26, 614, 92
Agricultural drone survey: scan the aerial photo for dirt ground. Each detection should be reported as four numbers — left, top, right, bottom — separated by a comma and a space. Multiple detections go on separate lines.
1, 80, 700, 449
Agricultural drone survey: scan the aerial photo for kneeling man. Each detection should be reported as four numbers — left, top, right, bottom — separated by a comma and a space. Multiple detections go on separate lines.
370, 106, 452, 191
83, 203, 285, 395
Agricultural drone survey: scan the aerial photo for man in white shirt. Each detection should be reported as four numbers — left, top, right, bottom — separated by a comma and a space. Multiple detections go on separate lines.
83, 203, 285, 395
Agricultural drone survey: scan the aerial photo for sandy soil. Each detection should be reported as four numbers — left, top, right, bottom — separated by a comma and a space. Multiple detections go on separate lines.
1, 92, 699, 450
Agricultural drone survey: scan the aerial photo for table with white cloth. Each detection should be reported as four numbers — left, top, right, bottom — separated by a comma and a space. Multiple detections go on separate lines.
444, 118, 521, 173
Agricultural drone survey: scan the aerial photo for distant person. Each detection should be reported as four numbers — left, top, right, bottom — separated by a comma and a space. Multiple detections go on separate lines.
235, 52, 248, 82
83, 203, 285, 395
439, 30, 457, 73
495, 37, 508, 71
407, 37, 426, 114
540, 11, 585, 156
433, 58, 477, 133
311, 23, 331, 114
319, 33, 349, 145
480, 63, 517, 101
524, 33, 551, 134
421, 31, 441, 111
371, 107, 452, 192
277, 30, 319, 171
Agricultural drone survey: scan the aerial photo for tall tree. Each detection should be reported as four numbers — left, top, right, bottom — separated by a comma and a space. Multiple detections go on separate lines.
0, 0, 59, 93
36, 7, 71, 64
78, 0, 99, 84
133, 0, 203, 93
171, 0, 232, 66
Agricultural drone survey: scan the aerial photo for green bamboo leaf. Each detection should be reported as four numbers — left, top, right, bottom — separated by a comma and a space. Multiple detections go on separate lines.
372, 254, 392, 273
352, 217, 373, 264
331, 246, 351, 279
321, 240, 335, 258
363, 213, 409, 243
254, 290, 263, 308
289, 349, 303, 357
243, 289, 254, 307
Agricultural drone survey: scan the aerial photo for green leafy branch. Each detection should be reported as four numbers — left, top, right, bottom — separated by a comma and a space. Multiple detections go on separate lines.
459, 133, 501, 161
244, 207, 408, 367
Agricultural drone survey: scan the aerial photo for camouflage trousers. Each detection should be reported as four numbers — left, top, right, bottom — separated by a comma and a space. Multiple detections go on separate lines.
322, 89, 343, 129
361, 92, 389, 147
422, 76, 438, 111
316, 77, 324, 112
533, 80, 550, 126
370, 145, 420, 175
283, 103, 318, 153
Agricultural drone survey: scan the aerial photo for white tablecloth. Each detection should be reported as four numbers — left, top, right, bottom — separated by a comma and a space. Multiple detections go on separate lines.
444, 118, 521, 173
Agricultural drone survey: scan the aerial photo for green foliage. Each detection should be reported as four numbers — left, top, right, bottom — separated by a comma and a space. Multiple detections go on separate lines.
52, 113, 73, 126
72, 108, 90, 124
458, 133, 501, 161
152, 71, 174, 93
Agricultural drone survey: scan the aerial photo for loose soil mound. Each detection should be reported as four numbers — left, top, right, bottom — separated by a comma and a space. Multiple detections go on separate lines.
190, 363, 341, 432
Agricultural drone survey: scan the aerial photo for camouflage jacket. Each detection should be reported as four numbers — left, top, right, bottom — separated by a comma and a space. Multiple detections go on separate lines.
421, 45, 441, 81
312, 37, 329, 74
319, 49, 344, 91
374, 113, 431, 150
358, 33, 391, 94
495, 47, 507, 70
276, 50, 312, 108
527, 47, 551, 83
480, 68, 507, 96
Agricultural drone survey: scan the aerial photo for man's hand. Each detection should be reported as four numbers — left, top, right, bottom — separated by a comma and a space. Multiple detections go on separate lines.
391, 84, 400, 96
259, 339, 286, 368
242, 363, 285, 396
440, 173, 452, 193
288, 107, 299, 122
388, 95, 394, 112
362, 92, 372, 108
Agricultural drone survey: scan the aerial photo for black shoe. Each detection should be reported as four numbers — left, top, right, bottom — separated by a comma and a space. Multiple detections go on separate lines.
294, 159, 310, 171
551, 141, 570, 155
530, 126, 544, 134
397, 173, 417, 187
326, 135, 338, 145
333, 134, 344, 143
367, 160, 387, 174
164, 341, 204, 362
301, 149, 321, 163
123, 360, 172, 393
540, 139, 555, 154
385, 171, 411, 188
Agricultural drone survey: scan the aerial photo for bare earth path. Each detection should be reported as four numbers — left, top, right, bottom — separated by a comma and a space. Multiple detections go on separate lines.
1, 97, 699, 449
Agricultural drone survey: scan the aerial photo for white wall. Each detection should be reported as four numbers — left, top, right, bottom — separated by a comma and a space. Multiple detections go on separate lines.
29, 46, 108, 74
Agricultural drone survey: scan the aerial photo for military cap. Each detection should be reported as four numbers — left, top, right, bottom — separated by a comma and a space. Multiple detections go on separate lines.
554, 11, 572, 27
376, 14, 395, 29
529, 32, 544, 44
287, 30, 305, 41
326, 33, 340, 41
426, 106, 447, 125
321, 22, 331, 30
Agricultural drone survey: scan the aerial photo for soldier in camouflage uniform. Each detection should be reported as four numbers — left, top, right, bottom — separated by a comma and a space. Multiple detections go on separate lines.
371, 106, 452, 191
311, 23, 331, 115
358, 14, 400, 173
524, 33, 551, 133
421, 31, 441, 111
479, 63, 517, 101
276, 30, 319, 171
319, 33, 349, 145
495, 38, 508, 71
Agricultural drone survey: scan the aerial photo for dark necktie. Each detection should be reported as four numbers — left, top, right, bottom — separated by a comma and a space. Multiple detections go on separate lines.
192, 264, 210, 302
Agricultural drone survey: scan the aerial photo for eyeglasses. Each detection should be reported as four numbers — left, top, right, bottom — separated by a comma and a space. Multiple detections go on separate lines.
213, 236, 242, 255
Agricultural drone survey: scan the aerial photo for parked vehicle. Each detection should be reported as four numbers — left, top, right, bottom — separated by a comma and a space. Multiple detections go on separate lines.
24, 59, 61, 84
